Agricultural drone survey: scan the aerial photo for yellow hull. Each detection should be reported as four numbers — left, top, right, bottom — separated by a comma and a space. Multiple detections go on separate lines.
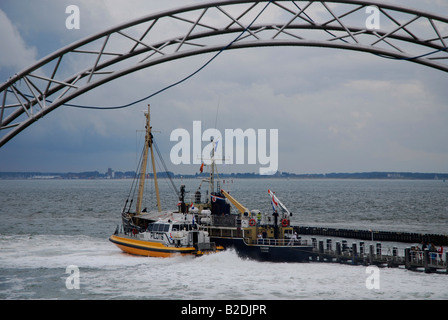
109, 234, 222, 257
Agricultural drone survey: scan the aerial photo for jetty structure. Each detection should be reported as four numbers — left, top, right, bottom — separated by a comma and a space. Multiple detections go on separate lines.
308, 237, 447, 274
295, 226, 448, 246
290, 225, 448, 273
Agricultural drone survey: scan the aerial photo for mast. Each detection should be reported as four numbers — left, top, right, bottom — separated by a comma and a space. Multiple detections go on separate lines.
149, 106, 162, 212
207, 137, 222, 196
136, 104, 161, 214
209, 137, 215, 197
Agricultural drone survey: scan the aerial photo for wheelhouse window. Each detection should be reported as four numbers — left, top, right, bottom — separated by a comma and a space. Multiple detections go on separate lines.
148, 223, 174, 232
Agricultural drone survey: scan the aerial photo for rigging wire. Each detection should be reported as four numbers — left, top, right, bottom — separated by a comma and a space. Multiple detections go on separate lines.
153, 138, 179, 197
123, 140, 145, 213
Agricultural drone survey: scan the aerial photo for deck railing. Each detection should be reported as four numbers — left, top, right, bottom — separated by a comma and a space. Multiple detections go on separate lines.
246, 238, 311, 246
409, 249, 446, 266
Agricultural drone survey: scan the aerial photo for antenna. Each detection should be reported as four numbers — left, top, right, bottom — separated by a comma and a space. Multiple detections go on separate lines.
214, 97, 220, 129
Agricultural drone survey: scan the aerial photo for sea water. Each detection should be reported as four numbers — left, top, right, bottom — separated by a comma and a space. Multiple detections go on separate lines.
0, 178, 447, 299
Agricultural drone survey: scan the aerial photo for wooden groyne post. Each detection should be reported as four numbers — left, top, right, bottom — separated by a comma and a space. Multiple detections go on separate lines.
295, 226, 448, 246
311, 238, 447, 273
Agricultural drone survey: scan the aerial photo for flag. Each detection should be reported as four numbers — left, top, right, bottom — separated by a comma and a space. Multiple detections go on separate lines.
271, 194, 278, 207
199, 162, 205, 173
268, 189, 278, 211
271, 198, 277, 211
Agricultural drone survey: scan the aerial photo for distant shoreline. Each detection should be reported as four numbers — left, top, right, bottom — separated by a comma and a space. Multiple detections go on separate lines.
1, 171, 447, 180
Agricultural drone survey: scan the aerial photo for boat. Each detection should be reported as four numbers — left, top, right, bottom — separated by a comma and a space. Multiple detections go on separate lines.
198, 188, 315, 262
109, 105, 222, 257
110, 213, 219, 257
111, 105, 313, 261
187, 138, 315, 262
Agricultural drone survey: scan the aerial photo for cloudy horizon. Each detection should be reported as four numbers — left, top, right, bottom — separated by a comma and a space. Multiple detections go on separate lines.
1, 0, 448, 175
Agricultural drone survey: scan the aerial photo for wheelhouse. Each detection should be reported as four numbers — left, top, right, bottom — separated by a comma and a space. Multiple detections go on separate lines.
146, 221, 197, 233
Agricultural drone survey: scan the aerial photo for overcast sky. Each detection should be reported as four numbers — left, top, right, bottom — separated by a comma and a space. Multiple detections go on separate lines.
1, 0, 448, 174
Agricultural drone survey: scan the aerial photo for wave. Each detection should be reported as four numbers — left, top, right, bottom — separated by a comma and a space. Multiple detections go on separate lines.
2, 234, 448, 299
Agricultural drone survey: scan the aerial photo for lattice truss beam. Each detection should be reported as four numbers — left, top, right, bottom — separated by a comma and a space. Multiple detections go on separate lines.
1, 0, 448, 146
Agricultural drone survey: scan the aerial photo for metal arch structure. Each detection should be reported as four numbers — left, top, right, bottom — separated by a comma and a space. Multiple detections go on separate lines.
1, 0, 448, 147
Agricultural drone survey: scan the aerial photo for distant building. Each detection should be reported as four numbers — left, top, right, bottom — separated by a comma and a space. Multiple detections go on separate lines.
106, 168, 115, 179
387, 173, 402, 178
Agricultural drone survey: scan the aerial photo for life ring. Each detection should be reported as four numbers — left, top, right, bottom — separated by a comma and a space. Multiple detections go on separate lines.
281, 219, 289, 227
249, 219, 256, 226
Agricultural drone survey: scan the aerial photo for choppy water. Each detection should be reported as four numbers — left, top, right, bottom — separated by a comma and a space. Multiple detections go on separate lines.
1, 178, 447, 299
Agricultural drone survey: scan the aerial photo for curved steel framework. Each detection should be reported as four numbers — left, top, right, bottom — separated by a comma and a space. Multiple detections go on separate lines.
1, 0, 448, 146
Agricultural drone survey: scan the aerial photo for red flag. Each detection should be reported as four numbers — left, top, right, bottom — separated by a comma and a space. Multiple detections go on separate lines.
199, 162, 204, 173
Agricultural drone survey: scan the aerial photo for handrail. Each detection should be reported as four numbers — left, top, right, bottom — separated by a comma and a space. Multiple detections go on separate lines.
409, 249, 446, 266
245, 238, 310, 246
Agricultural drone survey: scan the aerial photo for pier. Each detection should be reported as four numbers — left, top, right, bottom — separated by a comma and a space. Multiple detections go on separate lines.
295, 226, 448, 246
309, 238, 448, 274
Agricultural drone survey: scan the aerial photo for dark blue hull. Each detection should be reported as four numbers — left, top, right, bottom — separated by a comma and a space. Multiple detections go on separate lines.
211, 236, 314, 262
